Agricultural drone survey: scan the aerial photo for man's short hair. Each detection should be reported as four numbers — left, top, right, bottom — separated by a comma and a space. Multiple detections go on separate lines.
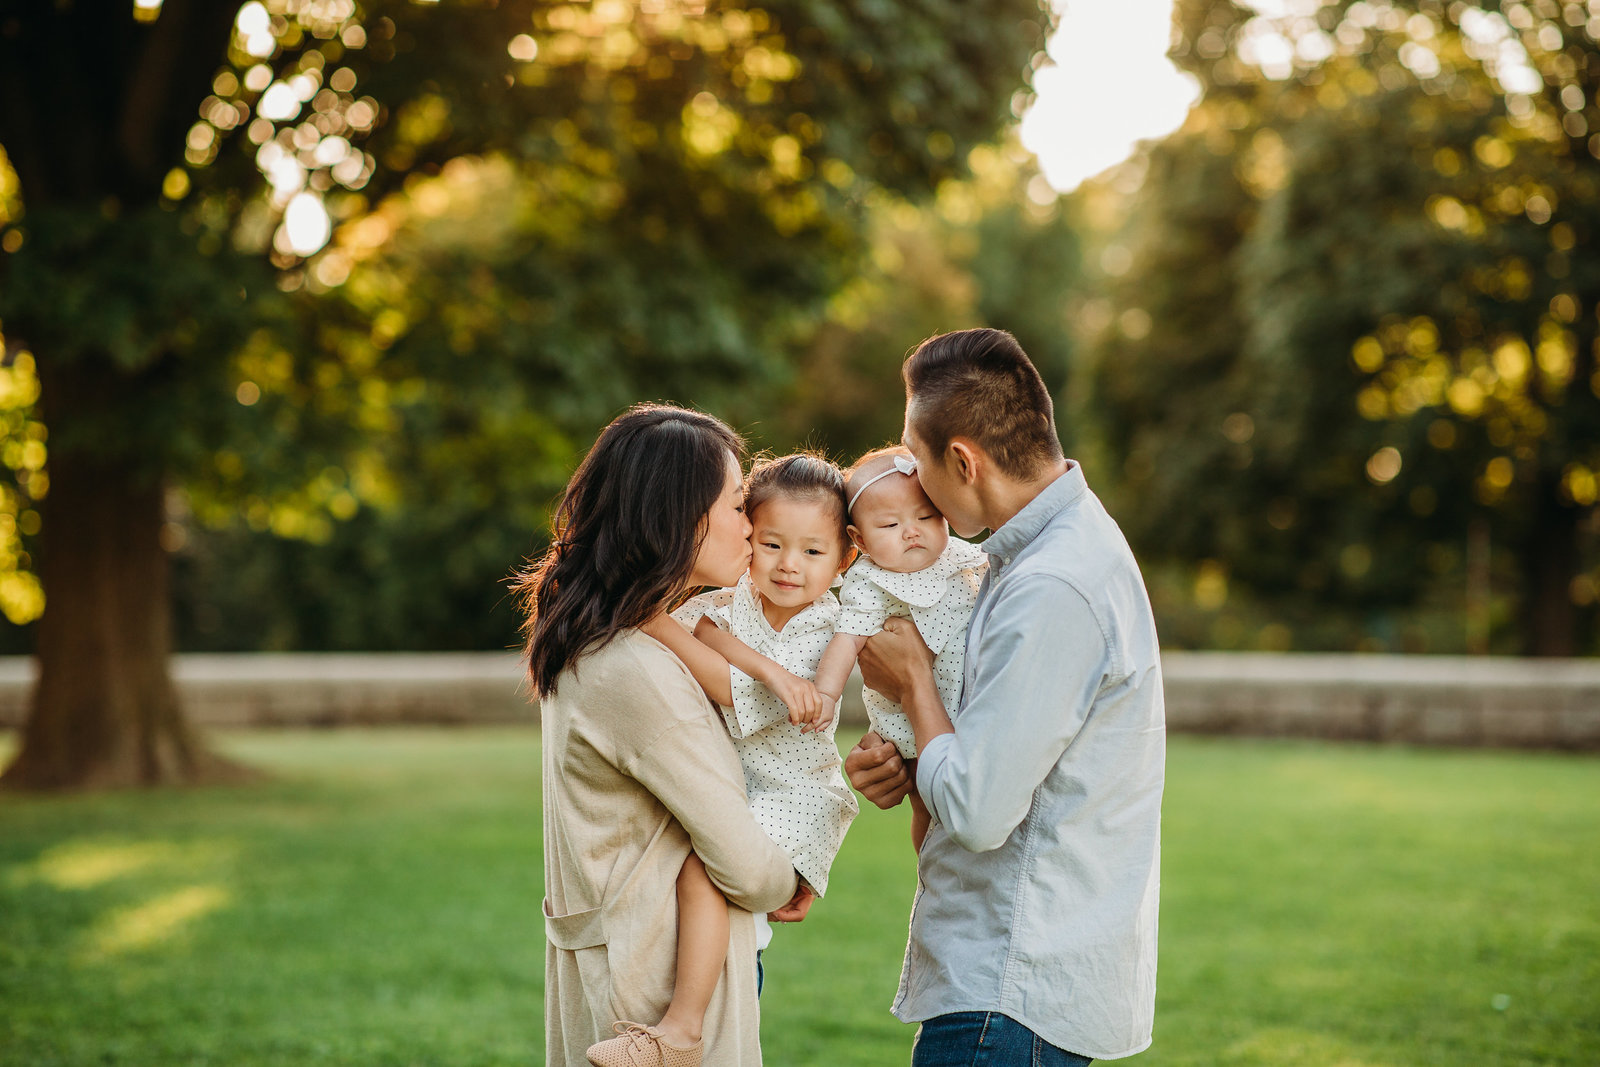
903, 328, 1063, 479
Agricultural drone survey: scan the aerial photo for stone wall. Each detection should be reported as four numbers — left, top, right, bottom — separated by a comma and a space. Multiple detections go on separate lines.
0, 653, 534, 729
1161, 652, 1600, 749
0, 651, 1596, 749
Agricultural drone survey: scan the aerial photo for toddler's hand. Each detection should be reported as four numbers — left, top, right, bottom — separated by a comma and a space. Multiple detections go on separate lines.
764, 667, 824, 729
811, 693, 838, 733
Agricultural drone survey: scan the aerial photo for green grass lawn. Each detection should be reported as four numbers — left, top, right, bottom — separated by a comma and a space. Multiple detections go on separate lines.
1, 729, 1596, 1066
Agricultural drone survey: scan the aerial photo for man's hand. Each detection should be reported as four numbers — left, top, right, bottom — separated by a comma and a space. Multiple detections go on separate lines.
768, 882, 816, 923
844, 731, 911, 809
859, 616, 934, 705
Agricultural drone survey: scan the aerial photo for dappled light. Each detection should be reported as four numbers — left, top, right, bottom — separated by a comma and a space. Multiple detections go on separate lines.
166, 0, 381, 265
0, 0, 1049, 695
0, 10, 1599, 1067
1, 732, 1594, 1062
7, 837, 241, 959
2, 0, 1599, 796
84, 884, 232, 957
1071, 0, 1600, 656
18, 840, 185, 890
0, 340, 43, 626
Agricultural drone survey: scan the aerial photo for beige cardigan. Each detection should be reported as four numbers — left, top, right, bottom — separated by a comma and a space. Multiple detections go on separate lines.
542, 629, 799, 1067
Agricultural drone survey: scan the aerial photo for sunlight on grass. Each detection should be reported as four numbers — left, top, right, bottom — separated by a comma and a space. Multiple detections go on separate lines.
84, 883, 231, 957
1224, 1026, 1390, 1067
0, 730, 1594, 1066
17, 840, 182, 889
10, 836, 239, 895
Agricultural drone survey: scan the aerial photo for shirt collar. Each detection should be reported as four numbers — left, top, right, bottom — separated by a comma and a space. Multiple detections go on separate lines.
981, 462, 1087, 565
854, 535, 987, 607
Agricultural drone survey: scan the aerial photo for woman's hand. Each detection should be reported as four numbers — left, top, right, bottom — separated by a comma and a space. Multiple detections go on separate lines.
768, 882, 816, 923
844, 731, 911, 809
761, 665, 827, 731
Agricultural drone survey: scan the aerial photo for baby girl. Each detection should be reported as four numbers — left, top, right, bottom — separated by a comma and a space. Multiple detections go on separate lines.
813, 445, 987, 846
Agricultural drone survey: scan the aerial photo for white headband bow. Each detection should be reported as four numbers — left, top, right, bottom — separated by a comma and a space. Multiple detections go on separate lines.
848, 454, 917, 513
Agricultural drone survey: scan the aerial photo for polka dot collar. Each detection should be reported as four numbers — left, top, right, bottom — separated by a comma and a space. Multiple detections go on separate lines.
849, 535, 988, 607
729, 573, 840, 641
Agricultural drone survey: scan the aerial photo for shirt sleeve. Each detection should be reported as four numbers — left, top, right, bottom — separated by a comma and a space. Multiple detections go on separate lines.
835, 573, 893, 636
916, 574, 1108, 853
670, 589, 734, 631
619, 664, 798, 913
724, 666, 793, 738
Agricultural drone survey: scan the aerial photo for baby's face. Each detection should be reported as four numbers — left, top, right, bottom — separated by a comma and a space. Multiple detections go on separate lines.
848, 473, 949, 574
747, 495, 847, 615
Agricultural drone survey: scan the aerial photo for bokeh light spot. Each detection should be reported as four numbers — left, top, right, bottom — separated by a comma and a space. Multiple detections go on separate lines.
508, 34, 539, 61
1366, 446, 1402, 485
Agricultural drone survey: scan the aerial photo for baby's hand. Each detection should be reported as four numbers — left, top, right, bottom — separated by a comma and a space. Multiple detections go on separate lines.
764, 667, 825, 729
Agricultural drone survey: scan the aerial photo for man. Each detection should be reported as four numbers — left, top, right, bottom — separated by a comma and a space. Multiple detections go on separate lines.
845, 328, 1164, 1065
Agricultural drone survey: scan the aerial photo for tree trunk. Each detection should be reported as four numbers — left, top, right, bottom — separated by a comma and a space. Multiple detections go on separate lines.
0, 0, 253, 790
1518, 472, 1580, 658
0, 365, 249, 791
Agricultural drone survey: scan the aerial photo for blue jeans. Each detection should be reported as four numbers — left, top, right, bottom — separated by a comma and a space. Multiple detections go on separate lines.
911, 1012, 1093, 1067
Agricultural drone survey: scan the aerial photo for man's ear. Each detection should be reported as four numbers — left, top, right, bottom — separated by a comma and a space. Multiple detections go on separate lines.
948, 439, 980, 485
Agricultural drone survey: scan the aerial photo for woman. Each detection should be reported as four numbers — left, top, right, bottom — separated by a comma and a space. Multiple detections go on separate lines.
517, 404, 805, 1067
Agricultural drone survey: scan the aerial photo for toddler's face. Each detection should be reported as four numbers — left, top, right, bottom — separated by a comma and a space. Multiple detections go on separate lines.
848, 473, 949, 574
747, 495, 848, 614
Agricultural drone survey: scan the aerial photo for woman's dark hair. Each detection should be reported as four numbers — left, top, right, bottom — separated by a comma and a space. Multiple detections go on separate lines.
744, 452, 849, 552
514, 403, 743, 698
903, 328, 1063, 479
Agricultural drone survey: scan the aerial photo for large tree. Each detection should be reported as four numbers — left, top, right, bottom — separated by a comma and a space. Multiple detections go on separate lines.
0, 0, 1045, 787
1085, 0, 1600, 655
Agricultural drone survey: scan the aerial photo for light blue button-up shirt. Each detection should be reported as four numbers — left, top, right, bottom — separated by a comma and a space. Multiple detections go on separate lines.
899, 463, 1165, 1060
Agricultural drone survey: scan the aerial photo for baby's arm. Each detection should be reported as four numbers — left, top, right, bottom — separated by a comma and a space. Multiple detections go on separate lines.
813, 631, 868, 711
692, 618, 825, 728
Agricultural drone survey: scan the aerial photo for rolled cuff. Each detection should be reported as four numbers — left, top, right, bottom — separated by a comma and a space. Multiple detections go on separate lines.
835, 609, 886, 636
915, 732, 953, 801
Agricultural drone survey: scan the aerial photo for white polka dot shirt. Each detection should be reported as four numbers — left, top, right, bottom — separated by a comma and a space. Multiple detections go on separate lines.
672, 576, 859, 897
835, 536, 989, 758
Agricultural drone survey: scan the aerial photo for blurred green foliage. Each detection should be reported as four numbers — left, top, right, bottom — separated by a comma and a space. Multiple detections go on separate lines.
166, 141, 1080, 652
1081, 0, 1600, 655
8, 1, 1600, 657
0, 0, 1047, 653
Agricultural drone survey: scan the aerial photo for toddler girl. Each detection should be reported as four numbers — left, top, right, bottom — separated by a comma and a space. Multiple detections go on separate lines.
585, 453, 859, 1067
812, 446, 987, 847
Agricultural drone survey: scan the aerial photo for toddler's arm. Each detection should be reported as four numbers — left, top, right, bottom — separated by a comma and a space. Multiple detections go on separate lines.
813, 631, 868, 710
640, 612, 825, 727
692, 618, 826, 729
642, 613, 737, 708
